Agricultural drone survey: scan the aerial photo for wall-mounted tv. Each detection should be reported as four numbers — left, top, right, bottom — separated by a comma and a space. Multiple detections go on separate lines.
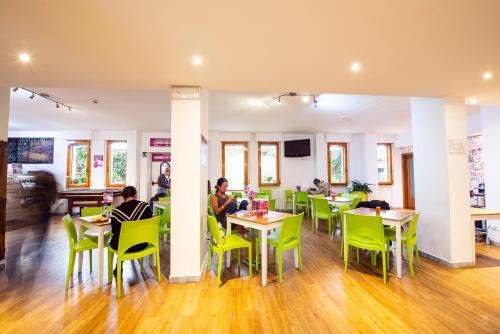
284, 139, 311, 157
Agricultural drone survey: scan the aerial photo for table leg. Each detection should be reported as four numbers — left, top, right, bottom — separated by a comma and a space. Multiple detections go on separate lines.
294, 246, 299, 269
292, 193, 296, 214
343, 212, 348, 264
261, 230, 268, 286
396, 224, 402, 278
78, 223, 84, 273
226, 221, 232, 268
98, 228, 104, 287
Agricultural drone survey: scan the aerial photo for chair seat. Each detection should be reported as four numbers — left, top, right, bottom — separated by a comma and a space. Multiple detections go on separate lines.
83, 230, 112, 242
348, 236, 386, 250
295, 201, 308, 206
315, 212, 332, 220
385, 230, 412, 243
108, 243, 158, 260
216, 234, 252, 251
74, 238, 98, 252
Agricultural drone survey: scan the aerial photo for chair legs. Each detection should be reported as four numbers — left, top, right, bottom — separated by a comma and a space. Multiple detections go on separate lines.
207, 248, 213, 272
116, 260, 123, 298
414, 243, 421, 266
297, 244, 303, 271
277, 250, 283, 284
248, 246, 252, 279
108, 251, 114, 282
156, 251, 161, 282
382, 250, 387, 285
216, 252, 223, 287
88, 250, 93, 273
66, 250, 76, 290
237, 249, 241, 275
344, 245, 349, 272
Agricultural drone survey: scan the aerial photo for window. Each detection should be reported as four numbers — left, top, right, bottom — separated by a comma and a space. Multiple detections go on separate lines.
258, 142, 280, 186
327, 142, 348, 186
66, 140, 91, 188
377, 143, 393, 185
106, 140, 127, 188
222, 141, 248, 190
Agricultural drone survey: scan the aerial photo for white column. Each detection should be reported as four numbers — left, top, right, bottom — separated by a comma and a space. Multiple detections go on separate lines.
480, 106, 500, 244
315, 133, 327, 181
0, 87, 10, 269
169, 88, 208, 282
411, 97, 473, 266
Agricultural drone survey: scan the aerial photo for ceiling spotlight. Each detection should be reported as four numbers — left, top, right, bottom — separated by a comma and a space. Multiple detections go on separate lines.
12, 87, 19, 92
313, 97, 318, 109
483, 72, 493, 80
265, 102, 270, 109
351, 62, 361, 72
468, 98, 478, 105
18, 52, 31, 63
192, 55, 203, 66
302, 96, 310, 103
29, 93, 35, 99
67, 106, 71, 112
56, 103, 60, 108
277, 97, 281, 104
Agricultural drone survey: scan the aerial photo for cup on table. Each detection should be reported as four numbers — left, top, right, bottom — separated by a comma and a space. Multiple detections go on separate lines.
375, 206, 381, 216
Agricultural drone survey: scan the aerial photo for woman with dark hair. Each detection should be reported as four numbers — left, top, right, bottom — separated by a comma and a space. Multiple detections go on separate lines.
210, 177, 248, 228
109, 186, 153, 254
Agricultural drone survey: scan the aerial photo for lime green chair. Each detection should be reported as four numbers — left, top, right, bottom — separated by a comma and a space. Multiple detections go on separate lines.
385, 212, 421, 278
309, 194, 325, 223
62, 214, 98, 290
294, 192, 310, 217
344, 213, 389, 284
268, 199, 276, 211
207, 196, 214, 215
312, 198, 335, 236
158, 195, 170, 202
230, 191, 242, 198
339, 193, 362, 209
284, 190, 293, 211
159, 203, 171, 241
256, 193, 269, 199
255, 213, 304, 283
107, 216, 162, 298
258, 189, 273, 199
336, 203, 353, 257
81, 207, 113, 242
206, 215, 252, 287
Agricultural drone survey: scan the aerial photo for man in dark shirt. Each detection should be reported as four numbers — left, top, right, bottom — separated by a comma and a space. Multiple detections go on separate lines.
157, 168, 171, 195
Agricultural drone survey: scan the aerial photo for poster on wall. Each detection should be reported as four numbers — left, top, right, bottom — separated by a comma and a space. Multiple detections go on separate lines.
12, 163, 23, 174
201, 135, 208, 167
150, 138, 171, 147
8, 137, 54, 164
93, 154, 104, 168
152, 152, 171, 162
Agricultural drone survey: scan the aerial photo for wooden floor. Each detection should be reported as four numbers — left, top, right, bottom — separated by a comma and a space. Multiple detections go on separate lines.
1, 216, 500, 333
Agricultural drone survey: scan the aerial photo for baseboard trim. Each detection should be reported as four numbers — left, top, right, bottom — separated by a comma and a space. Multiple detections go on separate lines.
419, 250, 475, 268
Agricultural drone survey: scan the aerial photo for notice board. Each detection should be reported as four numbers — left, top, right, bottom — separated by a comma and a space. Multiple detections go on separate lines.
8, 137, 54, 164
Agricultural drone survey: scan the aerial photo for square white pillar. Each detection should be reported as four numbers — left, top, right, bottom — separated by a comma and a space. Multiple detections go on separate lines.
0, 87, 10, 269
411, 97, 473, 266
169, 89, 208, 282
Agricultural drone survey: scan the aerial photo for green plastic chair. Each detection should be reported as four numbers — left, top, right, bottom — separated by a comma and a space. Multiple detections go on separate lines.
294, 192, 310, 217
158, 195, 170, 202
81, 207, 113, 242
107, 216, 162, 298
336, 203, 353, 257
206, 215, 252, 287
159, 202, 171, 241
312, 198, 335, 236
344, 213, 389, 284
339, 193, 362, 209
256, 193, 269, 200
268, 199, 276, 211
284, 190, 293, 211
309, 194, 325, 224
385, 212, 421, 278
258, 189, 273, 199
207, 196, 214, 215
255, 213, 304, 284
230, 191, 242, 198
62, 214, 98, 290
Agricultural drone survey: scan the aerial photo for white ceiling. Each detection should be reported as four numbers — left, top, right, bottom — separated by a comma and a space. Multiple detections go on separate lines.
1, 1, 500, 105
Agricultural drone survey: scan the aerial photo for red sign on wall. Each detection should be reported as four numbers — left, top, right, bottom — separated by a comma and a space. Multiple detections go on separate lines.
150, 138, 171, 147
152, 153, 171, 162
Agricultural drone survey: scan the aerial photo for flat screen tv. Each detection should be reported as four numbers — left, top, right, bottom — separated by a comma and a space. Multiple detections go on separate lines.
284, 139, 311, 157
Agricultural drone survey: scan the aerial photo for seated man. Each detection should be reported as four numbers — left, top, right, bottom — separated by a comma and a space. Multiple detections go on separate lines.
309, 178, 330, 196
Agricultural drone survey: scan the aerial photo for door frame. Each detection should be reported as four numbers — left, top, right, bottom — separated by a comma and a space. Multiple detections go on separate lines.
402, 152, 414, 209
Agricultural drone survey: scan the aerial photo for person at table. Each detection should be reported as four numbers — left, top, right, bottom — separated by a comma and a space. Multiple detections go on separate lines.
211, 177, 248, 229
309, 178, 330, 196
110, 186, 152, 274
157, 167, 171, 195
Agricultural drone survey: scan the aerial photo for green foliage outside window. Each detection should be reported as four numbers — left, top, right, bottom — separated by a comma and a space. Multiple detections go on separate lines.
72, 146, 88, 184
112, 149, 127, 184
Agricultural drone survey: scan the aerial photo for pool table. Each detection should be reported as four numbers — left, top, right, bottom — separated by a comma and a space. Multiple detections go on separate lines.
58, 189, 122, 215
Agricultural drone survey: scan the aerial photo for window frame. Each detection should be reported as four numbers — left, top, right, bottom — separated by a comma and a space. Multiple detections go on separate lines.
106, 140, 127, 188
66, 140, 91, 188
221, 141, 249, 189
377, 143, 393, 185
258, 141, 281, 187
327, 142, 349, 186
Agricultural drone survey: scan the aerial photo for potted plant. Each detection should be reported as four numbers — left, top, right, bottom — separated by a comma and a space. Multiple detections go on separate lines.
347, 180, 373, 201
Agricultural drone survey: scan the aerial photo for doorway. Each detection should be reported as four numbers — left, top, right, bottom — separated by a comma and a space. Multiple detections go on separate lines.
402, 153, 415, 209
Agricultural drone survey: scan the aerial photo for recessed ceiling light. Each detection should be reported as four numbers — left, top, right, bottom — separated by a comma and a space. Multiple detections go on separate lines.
483, 72, 493, 80
264, 102, 270, 109
351, 62, 361, 72
192, 55, 203, 66
302, 96, 310, 103
18, 52, 31, 63
468, 98, 478, 105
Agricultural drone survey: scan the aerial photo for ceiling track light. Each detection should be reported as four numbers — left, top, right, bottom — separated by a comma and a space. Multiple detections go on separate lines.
12, 87, 73, 112
264, 92, 318, 109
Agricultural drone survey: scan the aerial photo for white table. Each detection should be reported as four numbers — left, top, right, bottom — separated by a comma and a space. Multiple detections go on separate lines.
77, 215, 111, 287
227, 211, 295, 286
470, 208, 500, 265
153, 201, 170, 211
344, 208, 414, 279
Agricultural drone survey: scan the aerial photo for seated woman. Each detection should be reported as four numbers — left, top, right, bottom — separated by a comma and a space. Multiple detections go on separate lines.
110, 186, 153, 254
211, 177, 248, 229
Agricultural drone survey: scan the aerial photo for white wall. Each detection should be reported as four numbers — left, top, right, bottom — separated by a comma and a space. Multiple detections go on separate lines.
7, 130, 139, 192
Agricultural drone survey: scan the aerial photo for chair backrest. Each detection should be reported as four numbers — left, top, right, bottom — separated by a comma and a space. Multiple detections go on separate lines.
407, 212, 420, 243
284, 189, 293, 199
161, 203, 171, 228
258, 189, 273, 199
310, 194, 325, 198
336, 203, 352, 225
117, 216, 160, 255
62, 214, 78, 246
345, 213, 385, 247
313, 198, 331, 217
230, 191, 242, 198
295, 191, 308, 203
81, 206, 113, 217
268, 199, 276, 211
340, 193, 361, 209
277, 212, 304, 246
207, 215, 223, 245
256, 193, 269, 199
158, 196, 170, 202
207, 196, 214, 215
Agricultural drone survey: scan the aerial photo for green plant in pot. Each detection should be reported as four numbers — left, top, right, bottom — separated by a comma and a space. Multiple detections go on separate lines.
347, 180, 373, 201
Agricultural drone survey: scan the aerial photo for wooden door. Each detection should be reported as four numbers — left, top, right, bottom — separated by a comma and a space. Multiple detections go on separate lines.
402, 153, 415, 209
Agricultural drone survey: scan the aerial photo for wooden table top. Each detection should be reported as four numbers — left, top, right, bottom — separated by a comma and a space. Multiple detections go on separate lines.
78, 214, 111, 226
346, 208, 414, 221
229, 210, 291, 225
